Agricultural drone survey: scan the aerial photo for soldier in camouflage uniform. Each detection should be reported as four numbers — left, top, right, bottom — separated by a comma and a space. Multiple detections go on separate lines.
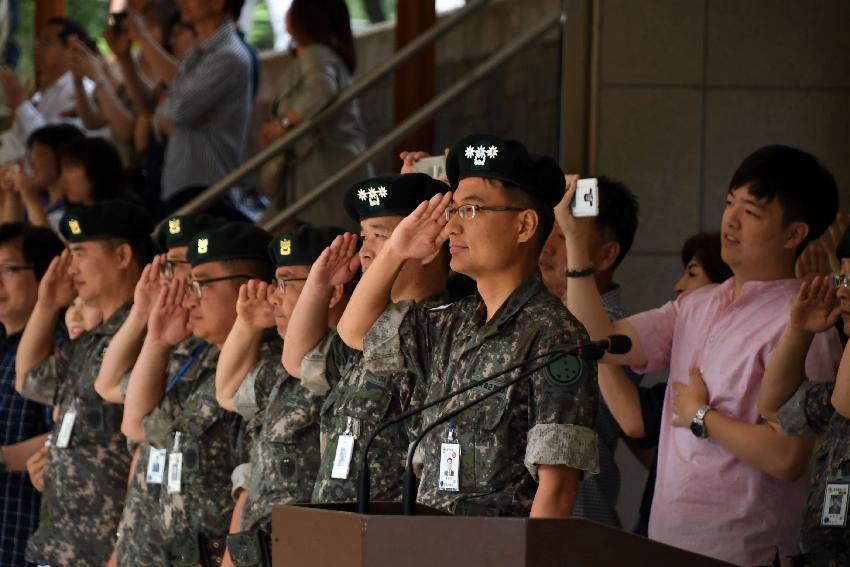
216, 228, 348, 566
15, 202, 154, 566
122, 222, 274, 567
760, 232, 850, 566
282, 174, 451, 504
337, 136, 599, 516
93, 213, 225, 567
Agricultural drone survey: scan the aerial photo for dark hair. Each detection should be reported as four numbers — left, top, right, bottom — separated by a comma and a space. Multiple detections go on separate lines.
288, 0, 356, 73
59, 137, 126, 202
680, 231, 732, 284
27, 124, 85, 151
0, 223, 65, 279
225, 0, 246, 21
498, 182, 553, 256
104, 237, 155, 270
728, 145, 839, 256
593, 176, 638, 269
45, 17, 97, 52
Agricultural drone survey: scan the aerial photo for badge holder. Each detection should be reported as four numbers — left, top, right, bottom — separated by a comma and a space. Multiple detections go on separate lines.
438, 423, 460, 492
147, 446, 167, 485
331, 417, 357, 480
55, 400, 78, 449
167, 432, 183, 494
821, 481, 849, 527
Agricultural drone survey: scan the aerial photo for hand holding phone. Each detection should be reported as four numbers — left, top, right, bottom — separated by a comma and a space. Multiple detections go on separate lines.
413, 155, 447, 180
571, 178, 599, 217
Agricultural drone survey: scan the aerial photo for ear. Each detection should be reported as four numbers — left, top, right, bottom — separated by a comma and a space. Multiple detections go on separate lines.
113, 242, 134, 271
784, 221, 809, 252
327, 283, 345, 311
516, 209, 539, 245
594, 240, 621, 273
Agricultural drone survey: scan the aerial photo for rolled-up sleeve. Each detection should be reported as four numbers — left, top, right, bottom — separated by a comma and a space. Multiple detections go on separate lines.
525, 423, 599, 481
363, 301, 416, 374
21, 346, 70, 406
142, 403, 175, 448
230, 462, 252, 500
301, 331, 338, 396
626, 299, 679, 375
777, 380, 835, 437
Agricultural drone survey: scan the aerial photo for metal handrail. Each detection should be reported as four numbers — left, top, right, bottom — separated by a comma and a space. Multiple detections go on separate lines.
260, 12, 562, 232
173, 0, 490, 217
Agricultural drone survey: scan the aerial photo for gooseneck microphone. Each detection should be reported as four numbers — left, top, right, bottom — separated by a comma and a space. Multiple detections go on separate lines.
354, 335, 631, 515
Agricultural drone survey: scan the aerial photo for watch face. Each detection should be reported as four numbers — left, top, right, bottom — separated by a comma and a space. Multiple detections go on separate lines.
690, 420, 705, 438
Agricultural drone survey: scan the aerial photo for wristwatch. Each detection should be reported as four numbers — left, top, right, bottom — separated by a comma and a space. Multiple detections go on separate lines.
690, 405, 712, 439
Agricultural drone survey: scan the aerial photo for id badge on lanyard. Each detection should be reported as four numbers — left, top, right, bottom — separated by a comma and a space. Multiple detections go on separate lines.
331, 416, 357, 480
439, 422, 460, 492
167, 432, 183, 494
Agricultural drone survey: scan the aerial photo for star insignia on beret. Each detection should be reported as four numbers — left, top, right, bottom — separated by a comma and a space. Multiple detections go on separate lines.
168, 218, 181, 235
465, 144, 499, 166
68, 219, 82, 235
197, 238, 209, 254
280, 239, 292, 256
358, 185, 388, 207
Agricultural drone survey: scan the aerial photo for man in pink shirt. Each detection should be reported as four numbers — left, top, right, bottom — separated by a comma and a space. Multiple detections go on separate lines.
560, 145, 843, 566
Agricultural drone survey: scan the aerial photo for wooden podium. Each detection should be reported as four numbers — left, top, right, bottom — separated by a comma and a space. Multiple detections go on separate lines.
271, 502, 733, 566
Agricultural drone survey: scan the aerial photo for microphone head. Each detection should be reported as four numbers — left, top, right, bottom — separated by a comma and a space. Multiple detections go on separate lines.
607, 335, 632, 355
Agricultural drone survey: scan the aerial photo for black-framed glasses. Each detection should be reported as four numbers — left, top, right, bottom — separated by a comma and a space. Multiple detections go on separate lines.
443, 204, 525, 221
274, 277, 307, 294
159, 259, 191, 279
185, 274, 253, 299
0, 264, 34, 280
829, 273, 850, 289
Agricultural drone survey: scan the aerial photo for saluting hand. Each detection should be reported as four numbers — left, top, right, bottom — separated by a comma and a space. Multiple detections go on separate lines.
148, 278, 191, 347
308, 233, 360, 289
37, 250, 76, 312
236, 280, 276, 329
134, 255, 166, 319
388, 192, 453, 260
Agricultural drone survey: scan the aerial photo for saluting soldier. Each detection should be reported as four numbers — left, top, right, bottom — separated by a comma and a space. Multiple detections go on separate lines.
15, 201, 154, 566
338, 135, 599, 517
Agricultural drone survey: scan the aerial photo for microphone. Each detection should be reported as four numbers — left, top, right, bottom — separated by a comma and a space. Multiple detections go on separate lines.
354, 336, 630, 514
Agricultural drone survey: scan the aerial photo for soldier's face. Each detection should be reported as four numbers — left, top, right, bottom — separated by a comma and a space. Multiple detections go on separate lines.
268, 265, 310, 338
166, 246, 192, 280
446, 178, 529, 278
359, 217, 403, 273
68, 241, 125, 303
0, 244, 38, 329
183, 262, 240, 346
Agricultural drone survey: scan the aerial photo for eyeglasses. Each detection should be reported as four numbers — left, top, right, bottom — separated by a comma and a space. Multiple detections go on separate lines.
0, 264, 34, 280
274, 277, 307, 294
185, 274, 253, 299
443, 204, 525, 222
159, 259, 191, 279
829, 273, 850, 289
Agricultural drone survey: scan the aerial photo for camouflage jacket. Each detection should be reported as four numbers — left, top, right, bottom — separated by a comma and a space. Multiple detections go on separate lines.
22, 302, 134, 567
306, 294, 449, 505
778, 380, 850, 558
365, 274, 599, 516
116, 337, 204, 567
144, 344, 249, 543
236, 355, 322, 532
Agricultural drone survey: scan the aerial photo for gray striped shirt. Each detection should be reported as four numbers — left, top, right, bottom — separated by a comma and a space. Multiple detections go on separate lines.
160, 22, 252, 200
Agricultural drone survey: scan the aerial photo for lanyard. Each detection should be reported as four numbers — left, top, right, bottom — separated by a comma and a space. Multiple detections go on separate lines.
165, 341, 208, 394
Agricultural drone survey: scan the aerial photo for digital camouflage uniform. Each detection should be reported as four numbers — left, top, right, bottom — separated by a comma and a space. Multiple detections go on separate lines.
116, 337, 204, 567
778, 381, 850, 566
365, 274, 599, 516
306, 294, 449, 504
21, 302, 134, 567
232, 353, 322, 532
143, 343, 249, 562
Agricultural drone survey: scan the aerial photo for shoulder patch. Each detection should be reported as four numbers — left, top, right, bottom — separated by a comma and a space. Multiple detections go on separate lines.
544, 355, 584, 389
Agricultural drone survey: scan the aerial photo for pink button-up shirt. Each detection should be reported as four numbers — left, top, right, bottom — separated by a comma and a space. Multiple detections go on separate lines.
628, 277, 842, 566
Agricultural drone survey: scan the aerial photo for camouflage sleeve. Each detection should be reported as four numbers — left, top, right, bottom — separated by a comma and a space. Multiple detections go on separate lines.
230, 462, 252, 500
142, 401, 176, 448
300, 330, 338, 396
524, 311, 599, 481
363, 300, 416, 374
777, 380, 835, 437
20, 343, 71, 406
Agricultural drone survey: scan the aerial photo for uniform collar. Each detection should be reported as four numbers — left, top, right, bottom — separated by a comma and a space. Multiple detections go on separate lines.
474, 272, 545, 340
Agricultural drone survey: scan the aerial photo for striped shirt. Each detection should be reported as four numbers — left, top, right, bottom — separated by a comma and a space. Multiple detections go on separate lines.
0, 330, 53, 566
160, 22, 253, 201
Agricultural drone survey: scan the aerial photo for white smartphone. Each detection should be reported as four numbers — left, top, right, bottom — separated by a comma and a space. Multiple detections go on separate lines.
413, 155, 447, 179
571, 178, 599, 217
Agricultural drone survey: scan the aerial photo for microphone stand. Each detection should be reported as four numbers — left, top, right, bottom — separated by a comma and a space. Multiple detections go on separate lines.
355, 345, 584, 514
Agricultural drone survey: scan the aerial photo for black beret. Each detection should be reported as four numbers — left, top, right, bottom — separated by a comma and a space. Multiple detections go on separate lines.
60, 200, 154, 244
155, 214, 226, 252
836, 226, 850, 260
186, 222, 273, 267
446, 134, 566, 208
269, 225, 347, 267
344, 173, 448, 222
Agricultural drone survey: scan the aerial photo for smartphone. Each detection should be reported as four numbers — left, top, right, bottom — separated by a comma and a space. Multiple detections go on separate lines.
413, 155, 447, 179
109, 12, 128, 33
571, 178, 599, 217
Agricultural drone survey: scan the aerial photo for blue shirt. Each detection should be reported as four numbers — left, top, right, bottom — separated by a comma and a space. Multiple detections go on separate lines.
0, 329, 53, 566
